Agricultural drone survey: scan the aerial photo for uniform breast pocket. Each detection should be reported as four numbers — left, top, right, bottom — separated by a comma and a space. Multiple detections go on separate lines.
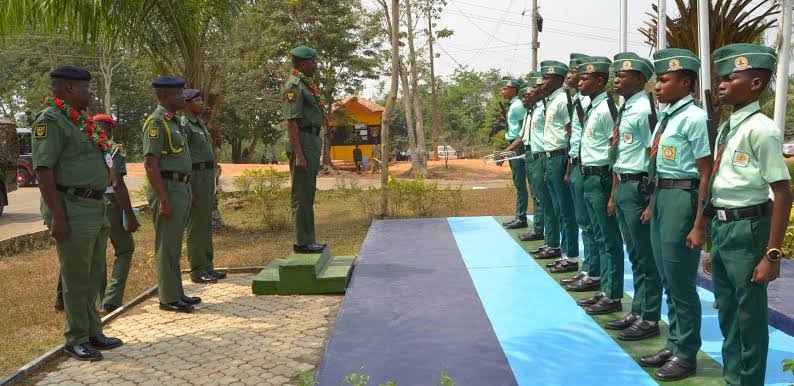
659, 134, 683, 162
168, 127, 184, 149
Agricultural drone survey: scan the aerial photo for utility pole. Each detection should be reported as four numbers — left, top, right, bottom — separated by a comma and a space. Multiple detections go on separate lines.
696, 0, 710, 106
774, 0, 792, 133
619, 0, 628, 52
657, 0, 667, 50
428, 6, 440, 161
531, 0, 539, 71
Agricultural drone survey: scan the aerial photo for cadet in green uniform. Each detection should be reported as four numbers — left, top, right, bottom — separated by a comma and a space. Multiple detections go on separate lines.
707, 43, 792, 386
95, 115, 139, 315
283, 46, 327, 254
604, 53, 662, 340
182, 89, 226, 283
536, 61, 579, 266
143, 76, 201, 313
517, 73, 545, 242
638, 49, 711, 381
35, 66, 122, 361
500, 77, 529, 229
560, 53, 599, 280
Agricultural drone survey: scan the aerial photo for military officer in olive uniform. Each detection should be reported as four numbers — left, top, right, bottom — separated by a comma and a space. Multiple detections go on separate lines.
142, 76, 201, 313
182, 89, 226, 283
34, 66, 123, 361
283, 46, 327, 254
707, 43, 792, 386
639, 49, 712, 381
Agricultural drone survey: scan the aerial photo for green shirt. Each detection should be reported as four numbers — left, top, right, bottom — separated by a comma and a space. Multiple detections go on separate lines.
580, 92, 615, 167
613, 91, 654, 174
652, 95, 711, 179
711, 102, 790, 208
181, 113, 215, 164
505, 96, 527, 141
543, 87, 571, 151
568, 92, 591, 159
32, 106, 109, 190
529, 100, 547, 152
282, 75, 324, 129
353, 148, 363, 162
142, 105, 192, 174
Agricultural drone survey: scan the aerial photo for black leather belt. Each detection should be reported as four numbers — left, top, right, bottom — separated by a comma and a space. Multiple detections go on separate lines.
570, 157, 580, 166
192, 161, 215, 170
544, 148, 567, 158
299, 126, 321, 136
534, 152, 547, 159
656, 178, 699, 190
56, 185, 104, 200
616, 172, 647, 182
705, 201, 771, 221
581, 165, 610, 175
161, 171, 191, 183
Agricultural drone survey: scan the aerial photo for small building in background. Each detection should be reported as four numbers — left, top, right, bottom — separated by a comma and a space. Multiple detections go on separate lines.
328, 96, 383, 161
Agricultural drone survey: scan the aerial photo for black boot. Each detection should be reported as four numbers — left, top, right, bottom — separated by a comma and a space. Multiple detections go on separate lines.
654, 357, 696, 381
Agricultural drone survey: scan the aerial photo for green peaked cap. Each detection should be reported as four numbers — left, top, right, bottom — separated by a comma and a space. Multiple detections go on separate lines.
540, 60, 569, 77
713, 43, 776, 77
290, 45, 317, 59
577, 56, 612, 75
612, 52, 654, 80
527, 71, 543, 86
569, 53, 588, 69
500, 76, 523, 89
652, 48, 700, 75
519, 85, 530, 96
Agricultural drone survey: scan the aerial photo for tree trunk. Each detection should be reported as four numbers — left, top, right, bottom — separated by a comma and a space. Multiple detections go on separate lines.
380, 0, 400, 217
404, 0, 428, 176
399, 64, 419, 167
427, 6, 440, 162
231, 138, 243, 164
320, 124, 334, 173
244, 127, 262, 163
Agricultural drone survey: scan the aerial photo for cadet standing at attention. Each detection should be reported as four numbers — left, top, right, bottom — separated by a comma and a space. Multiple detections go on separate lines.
536, 61, 579, 267
283, 46, 327, 254
34, 66, 123, 361
639, 48, 711, 381
605, 52, 662, 341
182, 89, 226, 283
517, 73, 545, 242
143, 76, 201, 313
500, 77, 529, 230
707, 43, 792, 386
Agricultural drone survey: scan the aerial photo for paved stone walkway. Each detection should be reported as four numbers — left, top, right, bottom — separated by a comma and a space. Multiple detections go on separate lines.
34, 275, 343, 386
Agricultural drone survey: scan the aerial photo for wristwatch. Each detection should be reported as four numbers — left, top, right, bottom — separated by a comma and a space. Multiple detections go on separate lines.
765, 248, 783, 262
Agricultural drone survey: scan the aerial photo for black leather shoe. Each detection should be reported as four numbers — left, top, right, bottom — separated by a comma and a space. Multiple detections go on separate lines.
191, 274, 218, 284
89, 334, 123, 350
502, 218, 519, 226
100, 304, 118, 315
530, 245, 550, 254
181, 295, 202, 305
619, 319, 660, 341
561, 272, 587, 285
639, 348, 673, 367
518, 231, 544, 241
64, 344, 103, 361
546, 258, 564, 268
654, 356, 696, 381
534, 248, 561, 259
550, 260, 578, 273
586, 297, 622, 315
576, 291, 606, 307
565, 276, 601, 292
605, 313, 640, 330
293, 244, 326, 254
505, 220, 528, 229
311, 242, 328, 249
209, 269, 227, 279
159, 300, 194, 313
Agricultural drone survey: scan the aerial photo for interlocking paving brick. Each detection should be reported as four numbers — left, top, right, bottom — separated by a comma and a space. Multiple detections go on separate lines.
35, 275, 342, 385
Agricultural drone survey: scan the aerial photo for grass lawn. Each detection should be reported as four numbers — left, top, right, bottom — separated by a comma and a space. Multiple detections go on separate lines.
0, 188, 515, 378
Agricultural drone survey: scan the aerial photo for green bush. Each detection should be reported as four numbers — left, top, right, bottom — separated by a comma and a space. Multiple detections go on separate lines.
232, 168, 291, 231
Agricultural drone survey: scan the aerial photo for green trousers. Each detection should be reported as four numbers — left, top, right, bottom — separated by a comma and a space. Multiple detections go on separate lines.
583, 173, 624, 299
710, 215, 770, 386
614, 180, 661, 321
569, 166, 597, 275
147, 178, 191, 304
651, 187, 702, 362
531, 155, 559, 247
100, 194, 136, 308
508, 143, 528, 222
287, 130, 321, 246
45, 193, 108, 345
524, 152, 543, 235
546, 154, 578, 257
186, 168, 215, 278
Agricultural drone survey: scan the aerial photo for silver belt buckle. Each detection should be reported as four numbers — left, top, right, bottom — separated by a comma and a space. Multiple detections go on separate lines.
617, 174, 624, 182
546, 151, 552, 158
717, 209, 728, 221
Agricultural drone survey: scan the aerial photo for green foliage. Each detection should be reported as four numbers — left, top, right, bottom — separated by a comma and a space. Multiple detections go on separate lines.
438, 369, 455, 386
295, 369, 319, 386
232, 168, 291, 231
783, 359, 794, 385
344, 366, 370, 386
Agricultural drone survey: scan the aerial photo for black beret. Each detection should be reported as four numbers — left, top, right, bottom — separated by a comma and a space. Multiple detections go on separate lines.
183, 89, 202, 100
151, 75, 185, 88
50, 65, 91, 81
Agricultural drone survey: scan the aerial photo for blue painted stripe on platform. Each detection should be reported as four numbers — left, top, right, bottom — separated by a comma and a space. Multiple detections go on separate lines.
448, 216, 657, 386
